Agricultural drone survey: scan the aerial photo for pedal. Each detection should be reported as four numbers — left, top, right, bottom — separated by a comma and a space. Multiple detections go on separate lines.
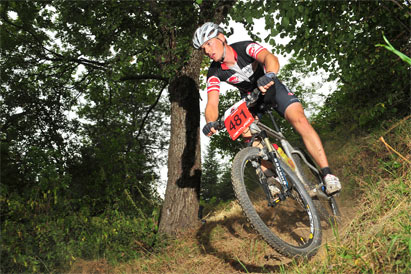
319, 184, 341, 198
268, 184, 280, 197
315, 185, 330, 199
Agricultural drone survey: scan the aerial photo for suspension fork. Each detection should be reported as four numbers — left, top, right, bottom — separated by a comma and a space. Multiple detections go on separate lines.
254, 164, 276, 206
260, 130, 289, 191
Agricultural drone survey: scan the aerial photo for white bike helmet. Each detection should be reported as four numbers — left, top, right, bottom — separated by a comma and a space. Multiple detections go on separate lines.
193, 22, 223, 49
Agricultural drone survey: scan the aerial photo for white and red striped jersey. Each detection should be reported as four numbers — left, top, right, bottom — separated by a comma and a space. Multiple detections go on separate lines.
206, 41, 267, 97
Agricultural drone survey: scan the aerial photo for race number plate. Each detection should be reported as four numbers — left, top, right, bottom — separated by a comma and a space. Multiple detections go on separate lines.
224, 101, 254, 140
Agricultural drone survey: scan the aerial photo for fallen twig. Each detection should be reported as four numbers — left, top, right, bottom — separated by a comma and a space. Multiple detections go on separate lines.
379, 136, 411, 164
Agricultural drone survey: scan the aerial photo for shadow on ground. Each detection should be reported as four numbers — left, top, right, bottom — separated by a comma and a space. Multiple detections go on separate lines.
195, 210, 295, 273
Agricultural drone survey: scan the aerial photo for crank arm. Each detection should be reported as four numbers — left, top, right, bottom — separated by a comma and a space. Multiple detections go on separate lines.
307, 184, 331, 200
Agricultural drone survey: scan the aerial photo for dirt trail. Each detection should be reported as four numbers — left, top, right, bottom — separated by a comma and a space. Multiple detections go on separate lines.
130, 198, 355, 273
69, 196, 357, 274
192, 198, 357, 274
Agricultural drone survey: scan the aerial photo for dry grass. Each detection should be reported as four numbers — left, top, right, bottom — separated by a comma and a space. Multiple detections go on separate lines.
69, 118, 410, 273
110, 202, 292, 274
69, 200, 352, 274
288, 117, 411, 273
69, 259, 112, 274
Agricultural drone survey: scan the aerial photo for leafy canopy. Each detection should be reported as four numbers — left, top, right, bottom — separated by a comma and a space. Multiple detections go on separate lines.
230, 0, 410, 131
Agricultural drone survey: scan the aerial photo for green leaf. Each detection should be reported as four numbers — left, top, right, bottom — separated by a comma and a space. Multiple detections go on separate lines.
282, 16, 289, 27
271, 28, 279, 36
376, 34, 411, 65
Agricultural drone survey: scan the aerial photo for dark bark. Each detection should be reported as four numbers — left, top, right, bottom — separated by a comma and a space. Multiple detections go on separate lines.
158, 50, 203, 235
158, 0, 235, 235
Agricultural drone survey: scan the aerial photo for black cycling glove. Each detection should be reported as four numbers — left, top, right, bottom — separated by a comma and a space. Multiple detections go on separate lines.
202, 121, 220, 136
257, 72, 276, 88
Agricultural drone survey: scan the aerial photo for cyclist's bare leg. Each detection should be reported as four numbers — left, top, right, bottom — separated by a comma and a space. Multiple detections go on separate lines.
284, 102, 329, 169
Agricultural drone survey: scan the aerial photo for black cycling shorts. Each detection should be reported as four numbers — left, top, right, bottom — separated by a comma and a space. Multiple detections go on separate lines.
249, 78, 300, 118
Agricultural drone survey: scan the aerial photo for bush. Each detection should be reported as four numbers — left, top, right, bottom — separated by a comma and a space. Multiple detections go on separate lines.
1, 198, 163, 273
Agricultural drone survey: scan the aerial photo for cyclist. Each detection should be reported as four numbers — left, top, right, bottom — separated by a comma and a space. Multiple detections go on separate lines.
193, 22, 341, 195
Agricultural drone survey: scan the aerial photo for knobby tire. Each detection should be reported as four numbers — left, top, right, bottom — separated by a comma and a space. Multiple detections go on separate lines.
231, 147, 322, 258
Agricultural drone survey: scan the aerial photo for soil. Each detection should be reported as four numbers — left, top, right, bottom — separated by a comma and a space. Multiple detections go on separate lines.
69, 196, 358, 274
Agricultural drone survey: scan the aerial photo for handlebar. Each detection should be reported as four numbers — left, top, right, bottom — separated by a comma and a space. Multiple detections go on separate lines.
214, 119, 225, 131
214, 88, 261, 131
246, 88, 260, 107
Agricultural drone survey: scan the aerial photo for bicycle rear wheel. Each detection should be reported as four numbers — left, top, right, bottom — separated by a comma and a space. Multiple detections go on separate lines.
231, 147, 322, 258
293, 152, 341, 226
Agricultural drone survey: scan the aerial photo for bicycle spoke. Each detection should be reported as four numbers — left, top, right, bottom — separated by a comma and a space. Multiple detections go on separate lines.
242, 157, 316, 248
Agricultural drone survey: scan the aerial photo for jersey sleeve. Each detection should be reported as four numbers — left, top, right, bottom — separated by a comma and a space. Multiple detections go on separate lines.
206, 75, 221, 93
245, 42, 266, 60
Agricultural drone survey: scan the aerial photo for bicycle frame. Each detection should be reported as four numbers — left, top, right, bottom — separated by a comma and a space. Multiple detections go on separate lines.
218, 90, 340, 227
218, 89, 331, 201
252, 112, 330, 200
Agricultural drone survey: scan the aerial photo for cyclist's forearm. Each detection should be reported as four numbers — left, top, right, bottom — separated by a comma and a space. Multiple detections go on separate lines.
264, 53, 280, 74
257, 51, 280, 74
205, 104, 219, 123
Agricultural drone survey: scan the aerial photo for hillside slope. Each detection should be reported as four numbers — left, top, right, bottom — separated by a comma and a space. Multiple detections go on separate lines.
70, 117, 410, 274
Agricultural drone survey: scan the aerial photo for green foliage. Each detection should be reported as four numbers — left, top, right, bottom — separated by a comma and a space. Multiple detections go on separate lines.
1, 1, 168, 202
1, 1, 191, 272
278, 57, 326, 115
1, 0, 237, 270
201, 145, 235, 205
1, 201, 163, 273
231, 0, 410, 133
201, 145, 220, 200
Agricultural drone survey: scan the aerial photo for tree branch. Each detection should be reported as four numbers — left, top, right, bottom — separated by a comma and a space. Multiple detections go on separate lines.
389, 0, 410, 14
381, 2, 411, 32
1, 111, 29, 137
2, 14, 108, 70
119, 74, 169, 83
136, 82, 168, 140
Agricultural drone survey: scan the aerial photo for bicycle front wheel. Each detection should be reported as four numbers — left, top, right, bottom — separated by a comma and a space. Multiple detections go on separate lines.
231, 147, 322, 258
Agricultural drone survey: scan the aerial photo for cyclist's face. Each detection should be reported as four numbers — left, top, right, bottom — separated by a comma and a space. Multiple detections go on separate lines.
201, 38, 223, 61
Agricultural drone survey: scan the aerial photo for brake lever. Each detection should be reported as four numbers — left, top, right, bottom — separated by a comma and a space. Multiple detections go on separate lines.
246, 88, 260, 107
216, 119, 225, 130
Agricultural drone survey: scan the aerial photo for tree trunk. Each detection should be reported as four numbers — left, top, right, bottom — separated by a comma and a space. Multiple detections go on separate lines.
158, 0, 234, 236
158, 50, 203, 235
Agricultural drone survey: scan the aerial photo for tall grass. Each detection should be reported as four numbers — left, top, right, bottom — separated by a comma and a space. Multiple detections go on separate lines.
288, 117, 411, 273
1, 193, 164, 273
68, 117, 410, 273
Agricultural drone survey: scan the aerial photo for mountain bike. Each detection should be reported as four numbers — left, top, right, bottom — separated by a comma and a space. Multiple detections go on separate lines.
212, 89, 340, 258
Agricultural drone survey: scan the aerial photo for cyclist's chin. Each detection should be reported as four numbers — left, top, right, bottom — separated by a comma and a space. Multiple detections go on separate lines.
211, 54, 220, 62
